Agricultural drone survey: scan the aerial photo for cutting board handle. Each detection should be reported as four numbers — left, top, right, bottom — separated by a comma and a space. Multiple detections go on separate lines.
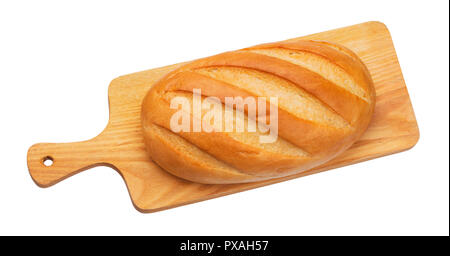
27, 139, 109, 187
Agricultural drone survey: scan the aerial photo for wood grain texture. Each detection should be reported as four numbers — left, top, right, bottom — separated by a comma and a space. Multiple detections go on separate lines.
27, 21, 419, 212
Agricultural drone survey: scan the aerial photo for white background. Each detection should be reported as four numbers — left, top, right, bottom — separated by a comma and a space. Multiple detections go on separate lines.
0, 0, 448, 235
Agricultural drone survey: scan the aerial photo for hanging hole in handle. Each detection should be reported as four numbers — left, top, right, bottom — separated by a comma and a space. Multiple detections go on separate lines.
42, 156, 54, 167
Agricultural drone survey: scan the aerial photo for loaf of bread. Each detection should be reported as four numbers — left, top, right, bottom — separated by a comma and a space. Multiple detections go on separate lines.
141, 40, 375, 184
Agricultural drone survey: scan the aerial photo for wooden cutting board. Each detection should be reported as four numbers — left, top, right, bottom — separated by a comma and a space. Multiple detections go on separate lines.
27, 21, 419, 213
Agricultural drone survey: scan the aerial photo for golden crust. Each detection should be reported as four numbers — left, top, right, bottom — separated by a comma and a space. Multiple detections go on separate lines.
141, 40, 376, 184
